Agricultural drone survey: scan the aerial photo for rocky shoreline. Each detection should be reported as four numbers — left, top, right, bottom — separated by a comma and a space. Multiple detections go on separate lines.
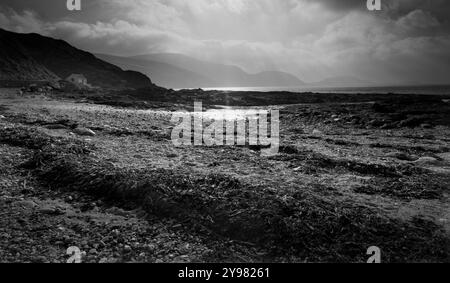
0, 88, 449, 263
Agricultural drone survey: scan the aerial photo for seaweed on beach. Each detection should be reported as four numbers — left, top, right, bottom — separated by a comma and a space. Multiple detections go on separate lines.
1, 108, 449, 263
355, 176, 447, 200
0, 126, 93, 153
17, 135, 447, 262
0, 126, 94, 170
271, 148, 409, 177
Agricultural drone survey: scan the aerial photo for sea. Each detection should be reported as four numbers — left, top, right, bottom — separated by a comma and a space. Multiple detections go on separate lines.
201, 85, 450, 96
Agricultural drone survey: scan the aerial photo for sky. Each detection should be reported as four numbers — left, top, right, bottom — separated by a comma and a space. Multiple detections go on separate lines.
0, 0, 449, 85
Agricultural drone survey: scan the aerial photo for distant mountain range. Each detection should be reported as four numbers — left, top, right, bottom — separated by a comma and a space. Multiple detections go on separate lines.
0, 28, 152, 89
96, 53, 305, 89
0, 28, 372, 91
311, 76, 373, 87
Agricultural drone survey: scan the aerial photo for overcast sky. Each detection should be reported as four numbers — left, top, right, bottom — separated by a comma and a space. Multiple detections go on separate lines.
1, 0, 449, 84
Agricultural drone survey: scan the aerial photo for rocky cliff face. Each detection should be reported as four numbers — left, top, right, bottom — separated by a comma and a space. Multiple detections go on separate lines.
0, 28, 153, 89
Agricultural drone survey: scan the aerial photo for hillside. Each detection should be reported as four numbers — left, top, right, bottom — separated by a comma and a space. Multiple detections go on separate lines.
0, 28, 152, 89
95, 54, 215, 89
98, 53, 304, 88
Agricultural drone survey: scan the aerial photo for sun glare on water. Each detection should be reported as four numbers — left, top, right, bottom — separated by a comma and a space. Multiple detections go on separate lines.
202, 108, 267, 121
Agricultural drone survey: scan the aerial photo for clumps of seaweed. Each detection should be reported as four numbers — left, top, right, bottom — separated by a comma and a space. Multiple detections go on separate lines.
0, 126, 92, 152
324, 138, 361, 147
369, 143, 449, 155
105, 128, 170, 141
0, 126, 55, 149
279, 145, 302, 155
0, 126, 94, 169
30, 151, 448, 262
272, 147, 406, 177
5, 126, 448, 262
354, 176, 447, 200
0, 104, 9, 113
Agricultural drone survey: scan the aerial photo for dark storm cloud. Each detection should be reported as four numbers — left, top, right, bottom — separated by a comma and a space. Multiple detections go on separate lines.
385, 0, 450, 20
306, 0, 366, 11
0, 0, 67, 20
312, 0, 450, 25
0, 0, 110, 24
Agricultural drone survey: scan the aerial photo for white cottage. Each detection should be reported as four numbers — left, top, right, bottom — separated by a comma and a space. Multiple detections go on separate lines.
65, 74, 88, 86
